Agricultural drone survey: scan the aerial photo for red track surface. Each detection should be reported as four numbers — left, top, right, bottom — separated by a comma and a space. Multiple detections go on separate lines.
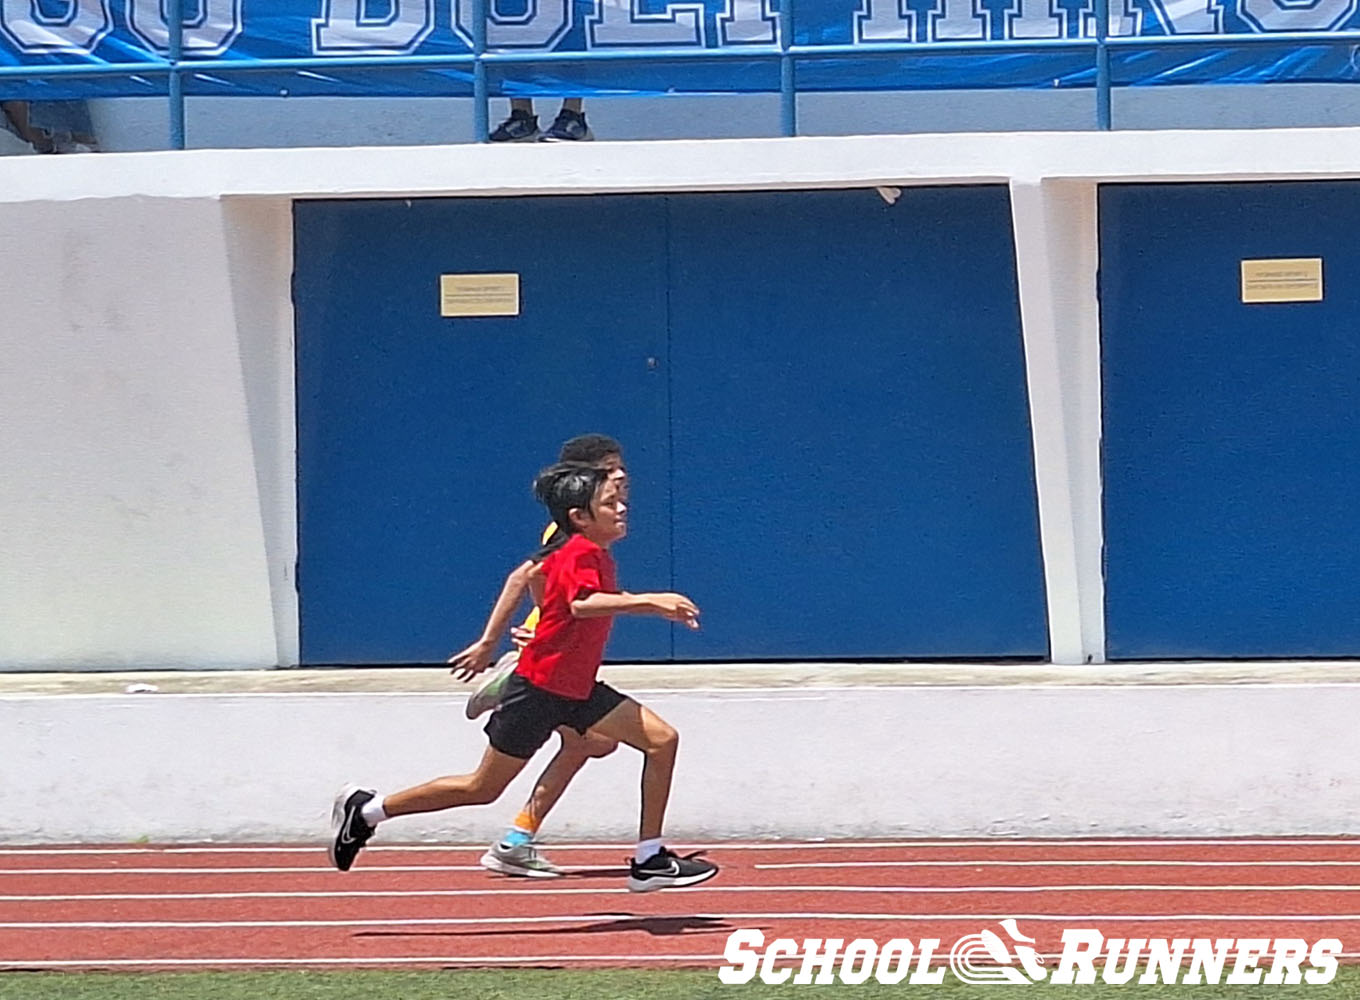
3, 839, 1360, 970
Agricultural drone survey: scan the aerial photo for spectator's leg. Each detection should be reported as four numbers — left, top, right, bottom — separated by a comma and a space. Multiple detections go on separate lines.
26, 100, 97, 152
1, 101, 55, 153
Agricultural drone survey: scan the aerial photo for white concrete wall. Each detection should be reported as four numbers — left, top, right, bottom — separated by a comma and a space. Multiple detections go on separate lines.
5, 683, 1357, 842
0, 196, 277, 669
7, 128, 1360, 668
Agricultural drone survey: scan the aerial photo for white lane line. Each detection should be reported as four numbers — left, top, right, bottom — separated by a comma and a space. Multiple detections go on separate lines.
0, 866, 494, 875
8, 912, 1360, 929
10, 859, 1360, 876
10, 951, 1360, 969
0, 954, 727, 967
3, 838, 1360, 855
8, 884, 1360, 902
756, 860, 1360, 869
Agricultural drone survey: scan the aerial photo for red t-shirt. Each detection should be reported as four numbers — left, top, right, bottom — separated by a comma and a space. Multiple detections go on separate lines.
516, 533, 617, 700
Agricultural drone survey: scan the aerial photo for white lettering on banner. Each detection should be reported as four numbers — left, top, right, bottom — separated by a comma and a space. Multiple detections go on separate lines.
856, 0, 916, 42
716, 925, 1344, 986
453, 0, 571, 51
931, 0, 987, 40
0, 0, 110, 53
1007, 0, 1065, 40
1081, 0, 1143, 39
127, 0, 241, 53
719, 0, 776, 45
1239, 0, 1357, 31
312, 0, 433, 54
855, 0, 1092, 43
1146, 0, 1222, 35
589, 0, 704, 47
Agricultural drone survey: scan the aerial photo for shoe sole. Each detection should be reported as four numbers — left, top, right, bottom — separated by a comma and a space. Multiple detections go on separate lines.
465, 652, 519, 720
327, 784, 360, 869
480, 850, 563, 878
627, 865, 719, 892
327, 784, 372, 871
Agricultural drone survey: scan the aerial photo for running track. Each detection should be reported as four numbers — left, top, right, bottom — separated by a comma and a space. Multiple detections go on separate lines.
3, 839, 1360, 970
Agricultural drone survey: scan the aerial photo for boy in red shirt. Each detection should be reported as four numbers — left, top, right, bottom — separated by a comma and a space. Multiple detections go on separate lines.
450, 433, 629, 878
330, 462, 719, 891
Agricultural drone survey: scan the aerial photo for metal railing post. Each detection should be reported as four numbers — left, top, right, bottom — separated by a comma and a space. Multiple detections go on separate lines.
1094, 0, 1111, 130
473, 0, 489, 141
779, 0, 796, 136
168, 0, 186, 148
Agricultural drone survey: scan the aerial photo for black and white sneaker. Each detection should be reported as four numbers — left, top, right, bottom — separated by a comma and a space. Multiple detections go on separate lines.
627, 847, 719, 892
328, 784, 376, 871
538, 108, 593, 142
489, 109, 539, 142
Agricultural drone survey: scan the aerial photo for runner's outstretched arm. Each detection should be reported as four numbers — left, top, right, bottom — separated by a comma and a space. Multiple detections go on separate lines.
449, 559, 536, 678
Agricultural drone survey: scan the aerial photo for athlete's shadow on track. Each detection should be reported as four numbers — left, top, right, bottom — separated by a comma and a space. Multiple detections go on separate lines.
357, 915, 749, 939
558, 866, 632, 878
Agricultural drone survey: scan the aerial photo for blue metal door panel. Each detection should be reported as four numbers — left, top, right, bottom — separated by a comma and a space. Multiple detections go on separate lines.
1102, 182, 1360, 658
294, 197, 672, 664
666, 188, 1049, 659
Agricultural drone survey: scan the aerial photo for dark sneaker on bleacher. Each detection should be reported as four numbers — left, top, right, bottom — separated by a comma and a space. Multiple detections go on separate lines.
627, 847, 718, 892
489, 110, 539, 142
328, 784, 376, 871
539, 109, 593, 142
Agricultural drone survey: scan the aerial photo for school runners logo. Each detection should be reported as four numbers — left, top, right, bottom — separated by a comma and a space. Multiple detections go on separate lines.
718, 926, 1343, 986
949, 919, 1047, 984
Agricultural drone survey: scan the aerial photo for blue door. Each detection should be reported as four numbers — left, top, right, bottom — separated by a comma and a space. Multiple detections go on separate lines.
294, 196, 672, 664
296, 189, 1048, 664
1102, 181, 1360, 658
667, 188, 1048, 659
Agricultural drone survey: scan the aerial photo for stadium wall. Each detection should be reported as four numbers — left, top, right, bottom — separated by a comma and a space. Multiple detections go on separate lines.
7, 128, 1360, 668
5, 682, 1359, 842
5, 130, 1360, 839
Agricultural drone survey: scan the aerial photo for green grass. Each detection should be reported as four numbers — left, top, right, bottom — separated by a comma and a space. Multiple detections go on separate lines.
4, 968, 1360, 1000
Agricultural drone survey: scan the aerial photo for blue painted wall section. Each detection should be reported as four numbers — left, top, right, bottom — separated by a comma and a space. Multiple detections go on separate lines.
295, 188, 1048, 664
667, 188, 1047, 659
294, 196, 673, 664
1102, 181, 1360, 659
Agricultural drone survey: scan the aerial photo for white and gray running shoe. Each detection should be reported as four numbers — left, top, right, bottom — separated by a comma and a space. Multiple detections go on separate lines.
465, 651, 520, 720
480, 840, 563, 878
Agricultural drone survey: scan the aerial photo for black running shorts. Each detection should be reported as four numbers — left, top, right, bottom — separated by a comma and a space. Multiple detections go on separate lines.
484, 674, 627, 760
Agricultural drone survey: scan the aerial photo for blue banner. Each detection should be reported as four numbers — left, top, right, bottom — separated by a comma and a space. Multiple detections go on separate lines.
2, 0, 1360, 99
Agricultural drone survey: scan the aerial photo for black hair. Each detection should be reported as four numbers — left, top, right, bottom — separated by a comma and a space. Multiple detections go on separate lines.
558, 433, 622, 465
531, 462, 608, 555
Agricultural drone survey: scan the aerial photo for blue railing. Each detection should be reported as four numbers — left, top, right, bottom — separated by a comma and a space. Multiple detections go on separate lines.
4, 0, 1360, 150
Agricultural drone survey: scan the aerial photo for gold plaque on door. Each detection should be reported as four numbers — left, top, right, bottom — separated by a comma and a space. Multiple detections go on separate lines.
440, 273, 520, 317
1241, 258, 1322, 304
